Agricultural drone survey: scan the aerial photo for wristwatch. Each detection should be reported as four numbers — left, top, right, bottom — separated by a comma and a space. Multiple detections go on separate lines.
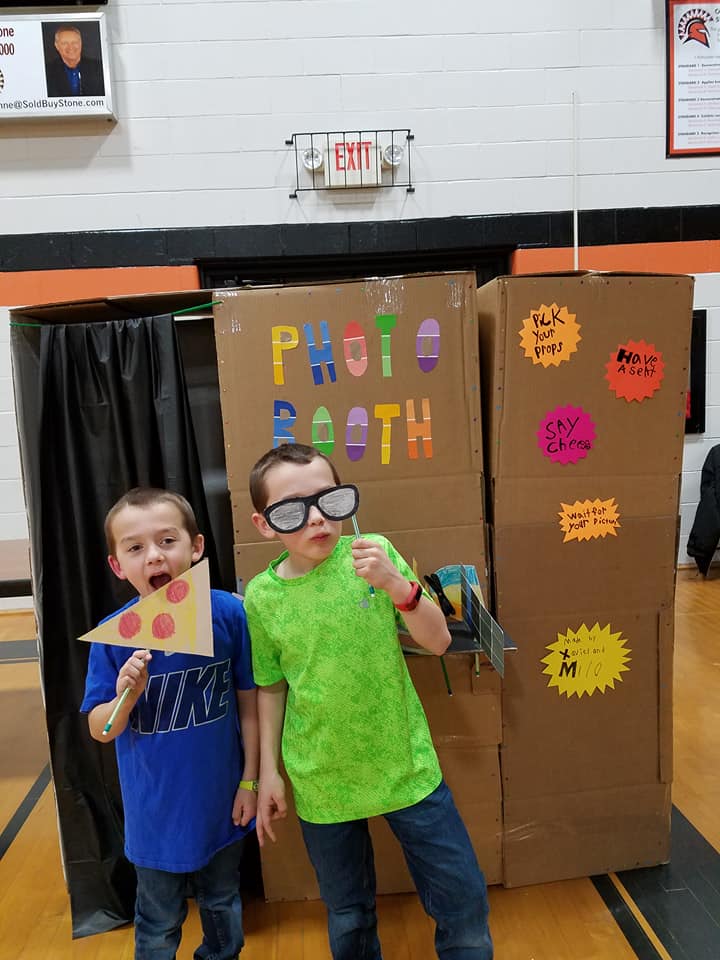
239, 779, 259, 792
394, 581, 423, 613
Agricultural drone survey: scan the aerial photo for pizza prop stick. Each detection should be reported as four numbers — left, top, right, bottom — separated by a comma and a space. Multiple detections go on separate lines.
79, 558, 214, 657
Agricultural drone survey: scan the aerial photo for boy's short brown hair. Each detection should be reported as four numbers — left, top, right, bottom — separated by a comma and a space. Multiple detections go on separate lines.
249, 443, 341, 512
105, 487, 200, 554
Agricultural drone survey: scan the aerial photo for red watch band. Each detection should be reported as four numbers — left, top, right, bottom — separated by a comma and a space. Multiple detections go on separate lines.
394, 581, 423, 612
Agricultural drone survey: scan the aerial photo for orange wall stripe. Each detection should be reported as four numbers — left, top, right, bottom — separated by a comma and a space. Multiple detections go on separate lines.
0, 265, 201, 307
4, 241, 720, 304
511, 240, 720, 275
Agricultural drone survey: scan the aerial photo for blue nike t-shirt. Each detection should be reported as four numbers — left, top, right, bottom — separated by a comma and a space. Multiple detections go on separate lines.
81, 589, 255, 872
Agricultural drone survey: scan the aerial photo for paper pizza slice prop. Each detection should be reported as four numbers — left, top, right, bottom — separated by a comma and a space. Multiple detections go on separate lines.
79, 558, 213, 657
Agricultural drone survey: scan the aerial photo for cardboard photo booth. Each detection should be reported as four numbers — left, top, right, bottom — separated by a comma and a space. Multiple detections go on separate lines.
10, 267, 693, 924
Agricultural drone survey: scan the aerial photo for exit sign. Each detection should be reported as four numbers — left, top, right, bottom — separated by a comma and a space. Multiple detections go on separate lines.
325, 137, 381, 188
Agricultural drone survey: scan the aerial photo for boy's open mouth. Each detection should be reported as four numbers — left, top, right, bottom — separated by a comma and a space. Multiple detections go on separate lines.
149, 573, 172, 590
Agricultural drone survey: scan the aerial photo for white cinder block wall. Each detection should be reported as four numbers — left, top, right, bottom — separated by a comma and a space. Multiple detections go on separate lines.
0, 308, 26, 543
1, 1, 720, 567
5, 2, 720, 233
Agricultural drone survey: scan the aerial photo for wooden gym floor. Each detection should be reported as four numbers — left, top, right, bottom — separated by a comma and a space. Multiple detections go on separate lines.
0, 572, 718, 960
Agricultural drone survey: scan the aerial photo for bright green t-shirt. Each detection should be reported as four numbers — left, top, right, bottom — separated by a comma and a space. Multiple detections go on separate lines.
245, 534, 442, 823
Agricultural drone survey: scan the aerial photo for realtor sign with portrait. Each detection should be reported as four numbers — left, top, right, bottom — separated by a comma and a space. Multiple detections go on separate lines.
0, 12, 113, 120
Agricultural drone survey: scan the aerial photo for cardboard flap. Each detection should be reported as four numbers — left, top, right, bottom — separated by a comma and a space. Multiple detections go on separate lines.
493, 476, 680, 527
503, 782, 671, 887
494, 517, 676, 620
11, 289, 211, 323
493, 270, 693, 281
408, 655, 501, 746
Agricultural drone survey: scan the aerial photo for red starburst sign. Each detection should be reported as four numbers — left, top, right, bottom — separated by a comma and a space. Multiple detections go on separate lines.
605, 339, 665, 402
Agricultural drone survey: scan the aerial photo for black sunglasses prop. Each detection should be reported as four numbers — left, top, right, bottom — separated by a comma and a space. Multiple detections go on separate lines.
263, 484, 360, 534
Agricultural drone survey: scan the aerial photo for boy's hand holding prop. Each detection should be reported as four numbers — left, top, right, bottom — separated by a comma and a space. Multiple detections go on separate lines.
352, 537, 410, 591
79, 558, 214, 657
351, 513, 375, 598
104, 687, 132, 735
351, 535, 422, 607
102, 648, 152, 735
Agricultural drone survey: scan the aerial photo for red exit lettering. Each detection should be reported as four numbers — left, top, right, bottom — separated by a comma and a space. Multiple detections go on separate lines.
334, 141, 373, 171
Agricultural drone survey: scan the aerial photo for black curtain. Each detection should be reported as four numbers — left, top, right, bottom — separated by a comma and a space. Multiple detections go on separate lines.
12, 315, 227, 937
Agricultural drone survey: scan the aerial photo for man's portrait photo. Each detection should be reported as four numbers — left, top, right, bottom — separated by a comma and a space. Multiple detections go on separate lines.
42, 21, 105, 98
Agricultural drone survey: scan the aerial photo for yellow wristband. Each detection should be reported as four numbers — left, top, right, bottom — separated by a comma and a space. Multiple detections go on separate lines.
239, 779, 258, 792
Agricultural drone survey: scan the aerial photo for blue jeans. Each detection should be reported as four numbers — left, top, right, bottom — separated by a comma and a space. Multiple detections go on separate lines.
134, 839, 245, 960
300, 780, 493, 960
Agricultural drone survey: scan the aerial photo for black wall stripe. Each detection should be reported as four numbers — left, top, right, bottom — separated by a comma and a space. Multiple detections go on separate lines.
0, 578, 32, 598
2, 204, 720, 273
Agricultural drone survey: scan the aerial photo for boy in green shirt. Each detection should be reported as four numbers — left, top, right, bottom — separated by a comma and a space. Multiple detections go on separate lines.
244, 443, 493, 960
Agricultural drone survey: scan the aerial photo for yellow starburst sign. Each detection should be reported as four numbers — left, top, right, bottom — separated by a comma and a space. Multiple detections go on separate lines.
542, 623, 631, 699
518, 303, 581, 367
559, 497, 621, 542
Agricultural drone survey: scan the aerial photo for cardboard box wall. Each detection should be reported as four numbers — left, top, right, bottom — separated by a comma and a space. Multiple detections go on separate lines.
476, 272, 693, 886
477, 274, 692, 482
500, 610, 673, 795
213, 271, 488, 605
213, 273, 503, 898
214, 273, 487, 585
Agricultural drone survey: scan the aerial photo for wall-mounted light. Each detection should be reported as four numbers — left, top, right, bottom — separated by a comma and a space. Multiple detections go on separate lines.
286, 129, 414, 197
302, 147, 324, 172
381, 143, 404, 168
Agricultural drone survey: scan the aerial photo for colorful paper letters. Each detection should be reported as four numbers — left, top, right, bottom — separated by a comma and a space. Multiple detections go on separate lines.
271, 314, 439, 464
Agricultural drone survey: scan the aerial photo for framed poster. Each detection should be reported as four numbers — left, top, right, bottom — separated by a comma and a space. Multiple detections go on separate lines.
667, 1, 720, 156
686, 309, 706, 434
0, 12, 113, 120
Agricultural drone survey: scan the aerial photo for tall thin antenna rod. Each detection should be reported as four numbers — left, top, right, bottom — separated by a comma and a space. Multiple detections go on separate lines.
572, 91, 579, 271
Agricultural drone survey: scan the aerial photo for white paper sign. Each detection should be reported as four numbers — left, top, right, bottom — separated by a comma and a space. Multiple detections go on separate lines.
667, 1, 720, 156
0, 13, 113, 120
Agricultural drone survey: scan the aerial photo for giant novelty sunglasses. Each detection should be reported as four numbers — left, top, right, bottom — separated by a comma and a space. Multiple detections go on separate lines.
263, 484, 360, 534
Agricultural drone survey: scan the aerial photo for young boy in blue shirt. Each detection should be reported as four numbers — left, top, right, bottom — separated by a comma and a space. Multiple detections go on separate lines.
81, 487, 258, 960
244, 444, 493, 960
